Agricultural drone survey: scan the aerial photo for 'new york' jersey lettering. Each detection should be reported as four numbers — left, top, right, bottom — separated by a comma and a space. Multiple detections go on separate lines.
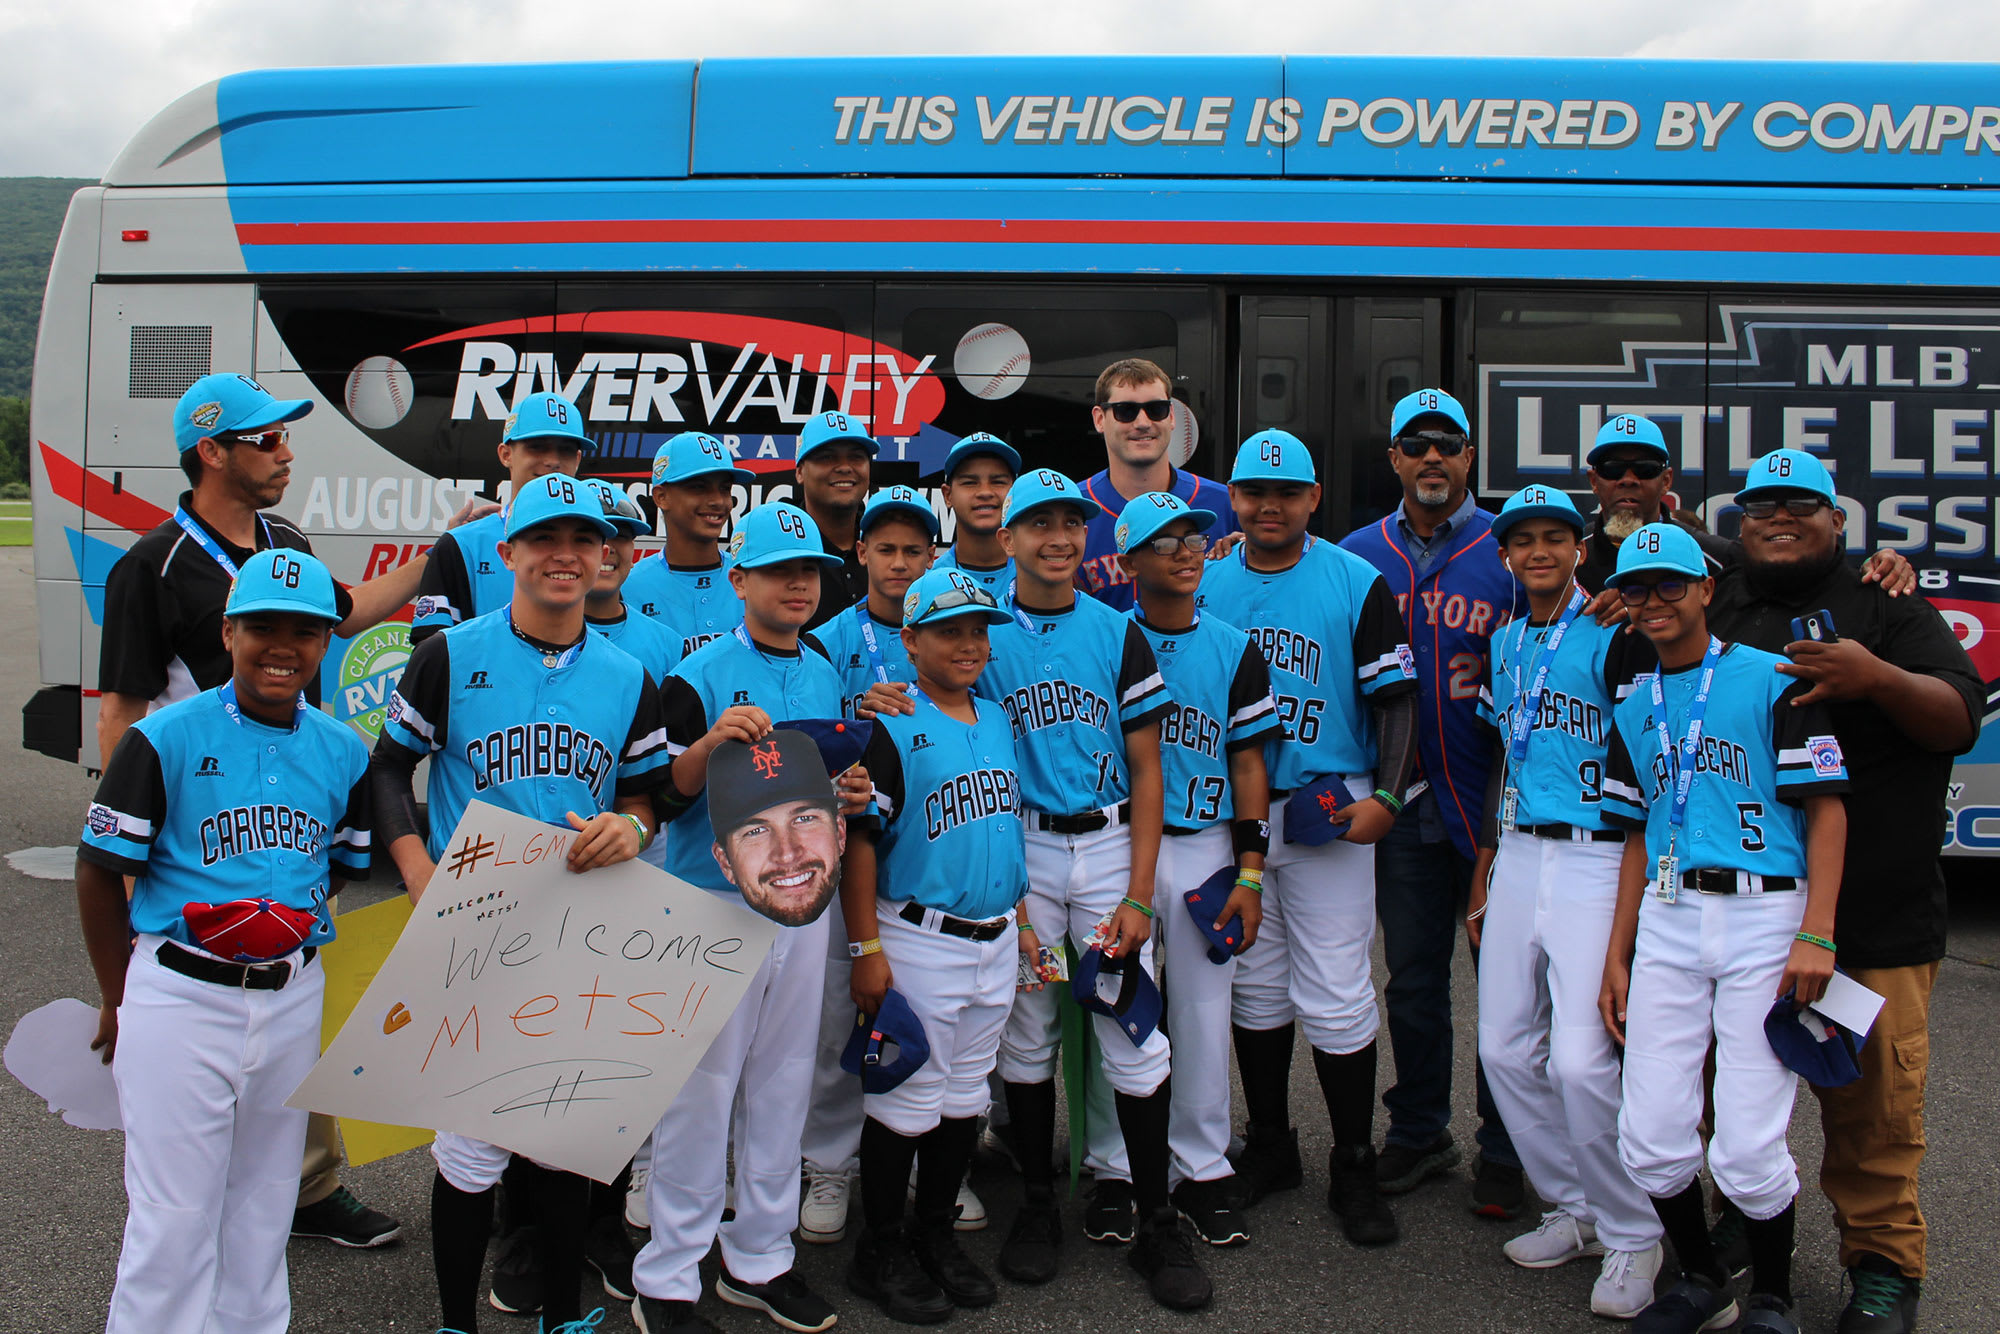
1135, 613, 1283, 829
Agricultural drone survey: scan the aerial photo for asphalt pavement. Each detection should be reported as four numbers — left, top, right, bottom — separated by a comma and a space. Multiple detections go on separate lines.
1, 545, 1995, 1333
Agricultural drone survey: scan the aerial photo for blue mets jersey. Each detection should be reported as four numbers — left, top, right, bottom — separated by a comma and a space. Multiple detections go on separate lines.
806, 603, 917, 717
378, 611, 671, 857
859, 694, 1027, 922
1603, 642, 1849, 877
930, 550, 1013, 595
588, 607, 682, 682
1134, 613, 1283, 831
978, 594, 1171, 815
659, 629, 849, 897
1480, 606, 1658, 832
1077, 468, 1239, 611
80, 685, 371, 948
1196, 539, 1416, 790
410, 510, 512, 643
625, 554, 745, 660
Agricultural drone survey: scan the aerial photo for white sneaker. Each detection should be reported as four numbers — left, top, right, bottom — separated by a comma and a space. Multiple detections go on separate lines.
799, 1166, 852, 1244
1591, 1242, 1664, 1319
1503, 1210, 1603, 1269
625, 1165, 651, 1230
954, 1178, 987, 1232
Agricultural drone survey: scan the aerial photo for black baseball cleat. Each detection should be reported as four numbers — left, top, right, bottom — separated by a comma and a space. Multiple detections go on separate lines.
1374, 1132, 1461, 1196
714, 1265, 837, 1333
489, 1226, 544, 1315
291, 1186, 403, 1248
1225, 1124, 1302, 1208
583, 1213, 636, 1302
1837, 1254, 1921, 1334
1633, 1274, 1739, 1333
997, 1197, 1063, 1285
1170, 1177, 1249, 1247
1082, 1178, 1138, 1244
1327, 1146, 1400, 1247
1470, 1156, 1526, 1221
847, 1228, 953, 1325
632, 1295, 720, 1334
1129, 1207, 1212, 1311
1738, 1292, 1802, 1334
909, 1216, 997, 1308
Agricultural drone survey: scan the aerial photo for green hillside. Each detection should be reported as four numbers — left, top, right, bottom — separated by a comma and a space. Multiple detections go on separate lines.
1, 177, 92, 399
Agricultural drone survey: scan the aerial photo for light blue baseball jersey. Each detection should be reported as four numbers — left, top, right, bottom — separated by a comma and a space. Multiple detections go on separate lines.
806, 603, 916, 717
410, 510, 512, 643
859, 694, 1027, 921
1195, 538, 1416, 790
1603, 642, 1849, 876
977, 594, 1171, 815
378, 611, 671, 857
80, 685, 371, 948
659, 629, 849, 897
930, 549, 1013, 595
625, 553, 745, 660
588, 606, 682, 682
1479, 609, 1658, 831
1133, 613, 1283, 831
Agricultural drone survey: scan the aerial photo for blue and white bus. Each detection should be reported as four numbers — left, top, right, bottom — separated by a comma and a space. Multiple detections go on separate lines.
25, 55, 2000, 849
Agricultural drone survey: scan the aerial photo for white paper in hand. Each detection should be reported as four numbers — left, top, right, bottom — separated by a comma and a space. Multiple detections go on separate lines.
1812, 971, 1886, 1037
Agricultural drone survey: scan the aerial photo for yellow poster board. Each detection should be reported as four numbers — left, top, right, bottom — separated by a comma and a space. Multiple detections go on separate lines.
320, 894, 433, 1166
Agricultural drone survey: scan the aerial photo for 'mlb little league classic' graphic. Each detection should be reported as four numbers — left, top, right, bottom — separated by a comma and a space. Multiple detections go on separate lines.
334, 622, 412, 741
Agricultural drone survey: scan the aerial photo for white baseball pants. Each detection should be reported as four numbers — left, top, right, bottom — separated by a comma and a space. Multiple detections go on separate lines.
107, 937, 323, 1334
1477, 831, 1661, 1252
1618, 885, 1806, 1220
800, 924, 864, 1173
865, 903, 1016, 1136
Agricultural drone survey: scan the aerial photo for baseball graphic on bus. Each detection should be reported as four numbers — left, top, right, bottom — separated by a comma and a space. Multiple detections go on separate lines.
953, 322, 1031, 400
344, 355, 416, 429
1168, 399, 1200, 467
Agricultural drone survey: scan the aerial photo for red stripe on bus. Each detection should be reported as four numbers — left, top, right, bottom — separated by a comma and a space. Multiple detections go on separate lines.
39, 441, 172, 535
233, 217, 2000, 258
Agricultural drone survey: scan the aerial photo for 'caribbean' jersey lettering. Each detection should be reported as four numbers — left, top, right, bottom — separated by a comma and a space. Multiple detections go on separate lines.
1133, 612, 1283, 830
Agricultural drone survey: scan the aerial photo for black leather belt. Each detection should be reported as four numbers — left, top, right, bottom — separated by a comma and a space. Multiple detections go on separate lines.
1032, 802, 1131, 835
157, 940, 315, 990
898, 902, 1011, 942
1162, 825, 1201, 838
1680, 870, 1797, 896
1518, 823, 1624, 844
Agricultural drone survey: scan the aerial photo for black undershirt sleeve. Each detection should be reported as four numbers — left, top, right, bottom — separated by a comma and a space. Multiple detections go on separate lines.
1372, 689, 1420, 804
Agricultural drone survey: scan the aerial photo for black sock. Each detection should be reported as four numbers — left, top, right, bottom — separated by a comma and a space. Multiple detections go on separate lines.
431, 1171, 495, 1334
1310, 1042, 1378, 1149
1744, 1201, 1796, 1307
1004, 1079, 1058, 1197
1651, 1179, 1725, 1287
590, 1165, 630, 1222
859, 1115, 921, 1233
1232, 1022, 1295, 1133
518, 1161, 591, 1325
913, 1116, 981, 1225
1114, 1087, 1173, 1217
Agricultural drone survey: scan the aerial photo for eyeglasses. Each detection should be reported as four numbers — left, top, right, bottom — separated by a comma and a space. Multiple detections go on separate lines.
1594, 458, 1666, 481
225, 428, 290, 452
1616, 578, 1693, 606
1740, 496, 1829, 520
1140, 532, 1211, 556
1393, 430, 1469, 457
1100, 399, 1174, 424
910, 584, 999, 624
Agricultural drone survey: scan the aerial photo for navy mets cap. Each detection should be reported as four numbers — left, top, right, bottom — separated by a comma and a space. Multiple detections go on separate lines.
1765, 992, 1867, 1088
706, 729, 838, 842
839, 988, 932, 1093
1072, 944, 1163, 1047
775, 716, 874, 777
1183, 865, 1248, 966
1283, 776, 1359, 848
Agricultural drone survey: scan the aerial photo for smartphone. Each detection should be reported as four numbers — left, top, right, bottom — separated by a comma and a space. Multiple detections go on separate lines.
1790, 609, 1839, 643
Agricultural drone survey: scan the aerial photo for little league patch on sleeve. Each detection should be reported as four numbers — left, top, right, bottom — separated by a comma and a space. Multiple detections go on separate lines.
1395, 645, 1417, 676
86, 804, 119, 837
1807, 735, 1845, 777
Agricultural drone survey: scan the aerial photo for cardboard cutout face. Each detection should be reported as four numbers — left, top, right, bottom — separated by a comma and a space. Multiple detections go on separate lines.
706, 729, 846, 926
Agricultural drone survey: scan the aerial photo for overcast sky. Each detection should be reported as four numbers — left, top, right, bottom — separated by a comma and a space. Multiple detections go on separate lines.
6, 0, 2000, 177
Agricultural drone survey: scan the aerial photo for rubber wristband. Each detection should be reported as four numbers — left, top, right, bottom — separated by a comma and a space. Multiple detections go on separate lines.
618, 812, 651, 849
1795, 931, 1837, 953
1372, 788, 1404, 816
1235, 876, 1265, 897
1016, 920, 1036, 933
1120, 896, 1155, 920
1236, 866, 1264, 883
848, 938, 883, 958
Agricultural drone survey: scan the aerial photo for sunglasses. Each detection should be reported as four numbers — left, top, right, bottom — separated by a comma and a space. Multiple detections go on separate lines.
1100, 399, 1175, 424
1740, 496, 1829, 520
1139, 532, 1211, 557
1594, 458, 1666, 481
1617, 578, 1693, 606
225, 428, 290, 452
1393, 430, 1469, 457
910, 584, 999, 624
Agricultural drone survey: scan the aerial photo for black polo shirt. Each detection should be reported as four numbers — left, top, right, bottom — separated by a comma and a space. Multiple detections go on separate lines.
1577, 511, 1736, 595
804, 526, 868, 632
1708, 559, 1981, 968
99, 493, 352, 708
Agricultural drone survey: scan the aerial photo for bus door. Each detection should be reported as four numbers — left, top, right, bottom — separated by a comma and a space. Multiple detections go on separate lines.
1235, 293, 1444, 539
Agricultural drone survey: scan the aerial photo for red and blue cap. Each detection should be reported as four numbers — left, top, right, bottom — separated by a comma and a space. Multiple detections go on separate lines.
1182, 865, 1247, 966
1072, 944, 1163, 1046
1765, 990, 1867, 1088
839, 988, 932, 1093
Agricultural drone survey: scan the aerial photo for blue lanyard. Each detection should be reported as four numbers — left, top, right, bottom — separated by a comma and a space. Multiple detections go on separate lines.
1505, 588, 1585, 772
1650, 637, 1723, 845
1000, 580, 1038, 635
174, 505, 273, 580
854, 603, 891, 684
218, 680, 305, 731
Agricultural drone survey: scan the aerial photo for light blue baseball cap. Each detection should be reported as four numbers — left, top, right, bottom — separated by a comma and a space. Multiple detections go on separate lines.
860, 485, 940, 541
1230, 429, 1317, 485
727, 502, 843, 570
174, 373, 312, 457
1587, 414, 1671, 466
652, 431, 753, 487
1491, 485, 1586, 541
797, 410, 880, 462
580, 478, 650, 536
1737, 448, 1837, 504
503, 391, 594, 449
225, 548, 341, 622
943, 432, 1022, 480
901, 568, 1012, 629
1605, 522, 1711, 588
505, 474, 618, 541
1001, 468, 1106, 526
1115, 492, 1218, 554
1390, 388, 1470, 438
